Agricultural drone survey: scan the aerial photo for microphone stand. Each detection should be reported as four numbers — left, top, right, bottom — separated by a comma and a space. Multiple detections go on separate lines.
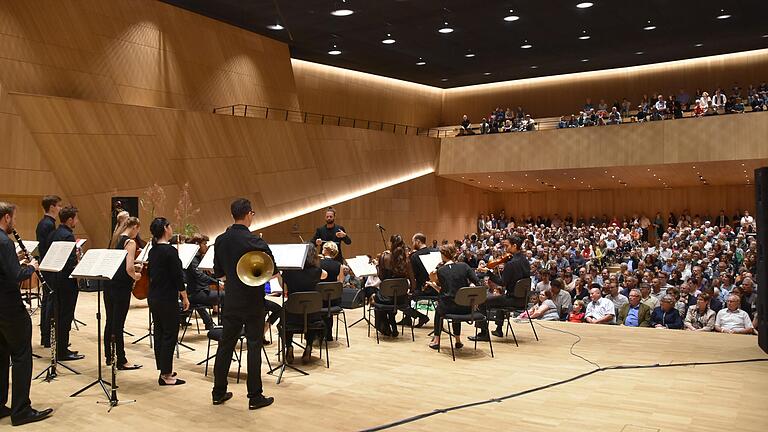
376, 224, 387, 251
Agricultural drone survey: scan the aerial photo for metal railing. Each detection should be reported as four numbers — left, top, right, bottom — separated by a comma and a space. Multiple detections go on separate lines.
212, 104, 453, 138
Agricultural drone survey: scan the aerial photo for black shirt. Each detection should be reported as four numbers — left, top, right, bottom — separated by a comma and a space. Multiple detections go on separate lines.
410, 247, 437, 289
35, 214, 56, 260
282, 266, 323, 295
320, 257, 341, 282
148, 243, 185, 303
48, 224, 77, 279
213, 224, 276, 316
311, 224, 351, 260
436, 262, 479, 299
488, 252, 530, 297
185, 254, 217, 296
0, 230, 35, 314
111, 235, 133, 288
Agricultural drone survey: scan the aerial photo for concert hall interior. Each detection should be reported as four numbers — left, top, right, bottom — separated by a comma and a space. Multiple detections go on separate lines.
1, 0, 767, 430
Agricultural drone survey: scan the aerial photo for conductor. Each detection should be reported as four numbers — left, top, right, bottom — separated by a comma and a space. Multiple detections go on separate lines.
311, 207, 350, 262
211, 198, 276, 410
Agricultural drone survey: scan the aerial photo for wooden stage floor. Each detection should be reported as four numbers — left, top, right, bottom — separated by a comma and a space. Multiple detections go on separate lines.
12, 292, 768, 431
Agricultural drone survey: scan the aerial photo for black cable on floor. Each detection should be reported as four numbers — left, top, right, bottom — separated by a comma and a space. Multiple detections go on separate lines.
359, 323, 768, 432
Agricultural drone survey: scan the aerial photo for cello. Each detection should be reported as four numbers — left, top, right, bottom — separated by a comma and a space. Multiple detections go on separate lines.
132, 244, 150, 300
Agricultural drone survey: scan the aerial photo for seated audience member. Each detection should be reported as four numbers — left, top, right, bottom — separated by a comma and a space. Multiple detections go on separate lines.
480, 118, 490, 134
605, 282, 628, 314
618, 289, 652, 327
568, 300, 585, 323
731, 98, 745, 113
711, 89, 727, 113
520, 290, 559, 321
654, 95, 667, 118
684, 293, 716, 331
608, 106, 622, 125
639, 282, 659, 310
459, 115, 472, 135
558, 116, 568, 129
521, 114, 536, 131
571, 279, 590, 302
664, 286, 688, 317
715, 295, 754, 334
502, 119, 514, 132
650, 295, 684, 329
621, 98, 632, 117
584, 287, 615, 324
738, 277, 757, 319
549, 279, 572, 320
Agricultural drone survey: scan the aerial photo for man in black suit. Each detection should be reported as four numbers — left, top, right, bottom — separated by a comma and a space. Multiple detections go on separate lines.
310, 207, 351, 262
470, 235, 531, 341
47, 206, 83, 362
0, 202, 54, 426
35, 195, 61, 348
211, 198, 276, 410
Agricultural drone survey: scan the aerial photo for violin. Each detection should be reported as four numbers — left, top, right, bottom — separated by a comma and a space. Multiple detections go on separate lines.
486, 253, 512, 269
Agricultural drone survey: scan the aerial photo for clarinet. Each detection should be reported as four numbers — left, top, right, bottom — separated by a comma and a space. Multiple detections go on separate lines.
12, 229, 57, 377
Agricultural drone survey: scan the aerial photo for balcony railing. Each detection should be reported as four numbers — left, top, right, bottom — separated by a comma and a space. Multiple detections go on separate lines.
212, 104, 453, 138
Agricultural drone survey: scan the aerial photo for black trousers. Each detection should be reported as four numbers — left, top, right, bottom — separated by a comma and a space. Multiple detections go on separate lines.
213, 309, 265, 400
434, 299, 470, 336
0, 311, 33, 419
39, 271, 54, 346
285, 312, 321, 349
189, 290, 222, 329
265, 300, 281, 325
374, 294, 426, 333
478, 294, 519, 331
321, 298, 341, 338
148, 300, 178, 375
51, 278, 78, 356
104, 282, 133, 365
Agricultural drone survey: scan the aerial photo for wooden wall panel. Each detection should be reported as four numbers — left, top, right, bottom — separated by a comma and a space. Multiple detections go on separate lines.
10, 93, 440, 248
291, 59, 443, 129
0, 0, 299, 112
442, 49, 768, 125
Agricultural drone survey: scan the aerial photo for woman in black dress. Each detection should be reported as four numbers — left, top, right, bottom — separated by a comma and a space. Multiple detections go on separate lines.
319, 241, 344, 341
104, 217, 143, 370
427, 244, 479, 350
280, 252, 327, 364
147, 218, 189, 386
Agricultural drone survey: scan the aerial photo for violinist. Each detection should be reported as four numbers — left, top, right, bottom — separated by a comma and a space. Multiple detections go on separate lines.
427, 244, 479, 350
470, 235, 530, 342
399, 233, 437, 327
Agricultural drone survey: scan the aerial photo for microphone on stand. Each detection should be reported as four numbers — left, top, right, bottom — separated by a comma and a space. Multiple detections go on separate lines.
376, 224, 386, 231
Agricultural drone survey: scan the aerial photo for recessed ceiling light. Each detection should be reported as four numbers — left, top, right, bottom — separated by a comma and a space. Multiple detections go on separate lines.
694, 43, 704, 47
579, 30, 590, 40
465, 52, 476, 58
520, 41, 532, 49
576, 2, 594, 8
416, 58, 426, 66
483, 72, 492, 75
763, 34, 768, 38
267, 23, 284, 30
328, 45, 342, 55
331, 0, 353, 16
581, 58, 590, 62
643, 21, 656, 30
716, 10, 731, 19
530, 65, 538, 69
438, 22, 454, 34
440, 78, 448, 82
635, 51, 644, 55
382, 33, 396, 44
504, 10, 520, 22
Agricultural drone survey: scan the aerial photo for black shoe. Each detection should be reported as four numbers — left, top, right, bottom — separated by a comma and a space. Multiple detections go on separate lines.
455, 341, 464, 349
212, 392, 233, 405
285, 346, 294, 364
249, 395, 274, 410
0, 405, 10, 419
158, 377, 186, 386
415, 316, 430, 328
57, 353, 85, 362
325, 334, 334, 342
491, 329, 505, 338
396, 318, 411, 326
11, 408, 53, 426
391, 328, 399, 337
468, 333, 490, 342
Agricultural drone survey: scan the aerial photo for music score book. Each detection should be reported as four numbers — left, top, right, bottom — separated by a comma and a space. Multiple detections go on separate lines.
270, 244, 313, 270
39, 241, 76, 273
418, 251, 443, 274
15, 240, 39, 256
175, 243, 200, 270
198, 245, 215, 271
70, 249, 128, 280
345, 255, 378, 277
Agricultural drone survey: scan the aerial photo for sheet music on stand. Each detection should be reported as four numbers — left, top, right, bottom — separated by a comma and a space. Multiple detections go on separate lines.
15, 240, 39, 256
198, 245, 215, 271
418, 251, 443, 274
76, 239, 87, 249
39, 241, 76, 272
270, 244, 313, 270
70, 249, 128, 280
174, 243, 200, 270
345, 255, 378, 277
136, 242, 152, 263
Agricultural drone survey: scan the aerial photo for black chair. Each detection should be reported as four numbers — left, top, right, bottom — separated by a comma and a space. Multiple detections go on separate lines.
369, 278, 415, 343
283, 291, 329, 368
488, 278, 539, 346
201, 326, 272, 383
316, 282, 350, 347
440, 286, 493, 361
413, 293, 439, 321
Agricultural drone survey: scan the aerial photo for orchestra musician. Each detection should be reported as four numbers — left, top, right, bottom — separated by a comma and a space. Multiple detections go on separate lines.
35, 195, 61, 348
184, 234, 222, 331
311, 207, 350, 262
211, 199, 276, 410
426, 244, 480, 350
0, 202, 53, 426
281, 249, 328, 364
319, 241, 345, 341
399, 233, 438, 327
470, 235, 530, 342
147, 217, 190, 386
373, 235, 429, 336
104, 216, 143, 370
47, 206, 84, 362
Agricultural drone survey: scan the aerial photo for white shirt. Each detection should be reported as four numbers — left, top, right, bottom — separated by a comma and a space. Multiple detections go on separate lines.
715, 308, 753, 331
585, 297, 616, 323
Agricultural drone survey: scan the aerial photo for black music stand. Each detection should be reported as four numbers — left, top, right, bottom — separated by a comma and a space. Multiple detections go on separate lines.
69, 279, 110, 400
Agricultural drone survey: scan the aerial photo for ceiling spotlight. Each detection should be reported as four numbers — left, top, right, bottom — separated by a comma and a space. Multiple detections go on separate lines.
643, 20, 656, 30
267, 23, 284, 30
416, 58, 426, 66
716, 9, 731, 19
763, 35, 768, 38
483, 72, 492, 75
331, 0, 354, 16
579, 30, 591, 40
381, 33, 396, 44
440, 78, 448, 82
328, 44, 342, 55
520, 40, 532, 49
504, 10, 520, 22
581, 58, 590, 62
438, 21, 454, 34
694, 43, 704, 47
465, 52, 476, 58
576, 2, 594, 8
530, 65, 538, 69
635, 51, 644, 55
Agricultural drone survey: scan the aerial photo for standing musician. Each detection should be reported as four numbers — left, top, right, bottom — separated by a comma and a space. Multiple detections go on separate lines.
211, 198, 276, 410
184, 234, 222, 331
281, 251, 328, 364
426, 244, 480, 350
470, 235, 530, 342
104, 217, 143, 370
47, 206, 84, 362
147, 217, 189, 386
319, 241, 345, 341
35, 195, 61, 348
0, 202, 53, 426
311, 207, 351, 262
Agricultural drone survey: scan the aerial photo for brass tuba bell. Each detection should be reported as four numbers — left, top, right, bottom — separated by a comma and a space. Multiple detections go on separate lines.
236, 251, 275, 287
